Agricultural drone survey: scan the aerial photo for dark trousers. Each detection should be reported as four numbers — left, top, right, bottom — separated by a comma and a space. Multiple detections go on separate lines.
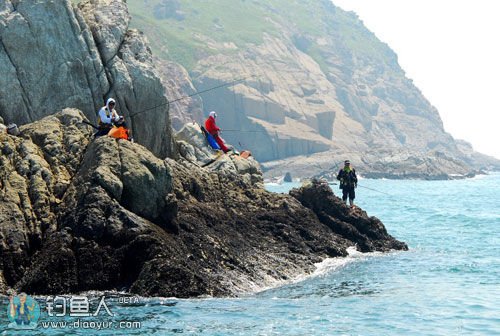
95, 121, 128, 137
342, 186, 355, 201
95, 124, 112, 137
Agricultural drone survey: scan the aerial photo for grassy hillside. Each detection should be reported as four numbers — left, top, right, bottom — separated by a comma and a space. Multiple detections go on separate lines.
126, 0, 396, 71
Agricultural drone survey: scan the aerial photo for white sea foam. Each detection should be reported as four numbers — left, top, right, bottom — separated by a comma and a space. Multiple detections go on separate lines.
312, 246, 384, 278
248, 247, 390, 295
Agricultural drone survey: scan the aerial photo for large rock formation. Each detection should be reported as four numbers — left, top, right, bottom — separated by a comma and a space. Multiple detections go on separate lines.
1, 110, 406, 297
0, 0, 174, 157
0, 0, 107, 123
0, 109, 92, 289
155, 59, 204, 131
126, 0, 500, 178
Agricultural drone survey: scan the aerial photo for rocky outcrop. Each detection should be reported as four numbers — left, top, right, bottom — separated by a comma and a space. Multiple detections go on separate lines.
0, 0, 174, 158
1, 110, 406, 297
263, 147, 484, 181
0, 109, 92, 288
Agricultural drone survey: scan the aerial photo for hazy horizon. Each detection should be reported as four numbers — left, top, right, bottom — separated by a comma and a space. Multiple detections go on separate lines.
333, 0, 500, 160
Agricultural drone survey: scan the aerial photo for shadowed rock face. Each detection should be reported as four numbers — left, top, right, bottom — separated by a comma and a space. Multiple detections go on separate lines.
1, 110, 406, 297
0, 0, 174, 158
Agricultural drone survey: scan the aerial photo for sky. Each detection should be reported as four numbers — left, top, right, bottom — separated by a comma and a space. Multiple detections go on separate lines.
332, 0, 500, 160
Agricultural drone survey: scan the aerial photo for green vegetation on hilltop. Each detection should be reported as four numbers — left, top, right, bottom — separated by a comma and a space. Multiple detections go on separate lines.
126, 0, 397, 71
127, 0, 279, 69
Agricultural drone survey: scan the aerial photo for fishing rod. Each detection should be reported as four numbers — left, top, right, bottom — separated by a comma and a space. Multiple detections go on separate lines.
357, 184, 391, 196
221, 129, 266, 133
327, 161, 391, 196
129, 75, 256, 118
329, 181, 390, 195
79, 120, 99, 130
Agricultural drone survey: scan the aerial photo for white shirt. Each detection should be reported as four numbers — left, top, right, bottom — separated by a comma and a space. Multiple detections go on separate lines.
98, 107, 120, 124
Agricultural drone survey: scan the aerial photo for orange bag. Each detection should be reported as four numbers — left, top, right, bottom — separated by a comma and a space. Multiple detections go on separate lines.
240, 150, 252, 159
108, 126, 129, 140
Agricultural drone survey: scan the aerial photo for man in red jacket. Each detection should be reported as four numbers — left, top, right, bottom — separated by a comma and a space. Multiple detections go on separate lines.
204, 111, 229, 153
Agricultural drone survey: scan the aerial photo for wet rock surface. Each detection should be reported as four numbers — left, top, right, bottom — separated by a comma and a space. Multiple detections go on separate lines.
1, 111, 406, 297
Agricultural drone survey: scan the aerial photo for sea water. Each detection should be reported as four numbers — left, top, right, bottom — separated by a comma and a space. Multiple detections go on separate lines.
1, 173, 499, 335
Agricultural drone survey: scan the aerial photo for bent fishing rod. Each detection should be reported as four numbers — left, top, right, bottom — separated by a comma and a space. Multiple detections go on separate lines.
327, 181, 390, 196
128, 75, 256, 118
221, 129, 266, 133
357, 184, 390, 195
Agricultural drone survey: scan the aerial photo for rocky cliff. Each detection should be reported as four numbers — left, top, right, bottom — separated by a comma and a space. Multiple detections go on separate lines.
126, 0, 500, 178
0, 0, 173, 157
0, 110, 406, 297
0, 0, 407, 298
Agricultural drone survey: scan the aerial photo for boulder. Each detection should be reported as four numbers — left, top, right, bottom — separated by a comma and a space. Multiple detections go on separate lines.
175, 123, 214, 163
175, 122, 263, 184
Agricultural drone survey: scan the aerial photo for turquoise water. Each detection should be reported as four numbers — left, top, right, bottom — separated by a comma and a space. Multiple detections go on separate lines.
1, 174, 499, 335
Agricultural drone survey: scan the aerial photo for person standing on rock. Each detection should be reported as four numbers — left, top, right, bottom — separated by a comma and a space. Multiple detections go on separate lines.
204, 111, 229, 153
96, 98, 124, 137
337, 160, 358, 207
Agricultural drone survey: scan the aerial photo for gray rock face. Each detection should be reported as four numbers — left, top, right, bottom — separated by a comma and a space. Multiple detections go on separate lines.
0, 0, 174, 158
0, 0, 108, 124
191, 41, 336, 162
78, 0, 174, 158
156, 59, 204, 131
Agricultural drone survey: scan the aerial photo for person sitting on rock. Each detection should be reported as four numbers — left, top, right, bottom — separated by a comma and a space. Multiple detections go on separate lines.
204, 111, 229, 153
337, 160, 358, 207
96, 98, 124, 137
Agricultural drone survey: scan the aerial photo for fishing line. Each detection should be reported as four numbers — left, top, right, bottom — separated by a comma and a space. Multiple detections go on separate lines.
129, 75, 256, 118
221, 129, 266, 133
357, 184, 391, 196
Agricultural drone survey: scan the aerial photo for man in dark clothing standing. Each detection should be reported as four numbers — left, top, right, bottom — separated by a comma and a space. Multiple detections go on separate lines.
337, 160, 358, 207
